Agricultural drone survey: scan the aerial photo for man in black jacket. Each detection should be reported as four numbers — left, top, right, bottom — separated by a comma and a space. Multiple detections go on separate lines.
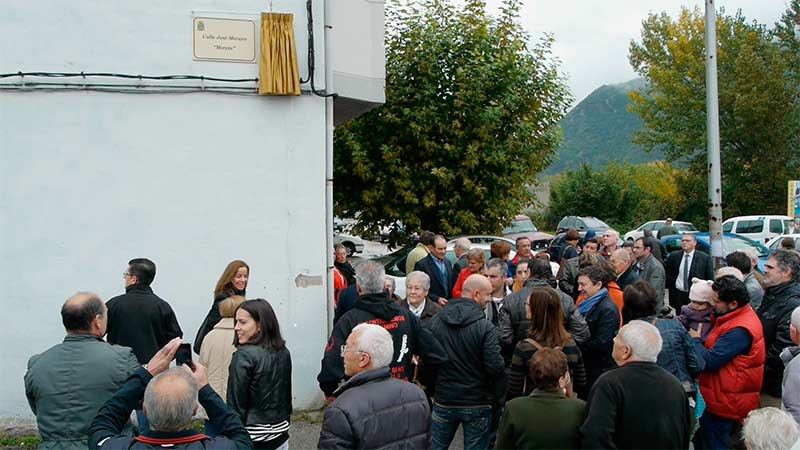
581, 321, 690, 449
88, 338, 252, 449
610, 249, 639, 291
106, 258, 183, 364
499, 258, 590, 361
318, 324, 430, 449
318, 261, 447, 399
665, 233, 715, 309
758, 249, 800, 401
427, 274, 506, 450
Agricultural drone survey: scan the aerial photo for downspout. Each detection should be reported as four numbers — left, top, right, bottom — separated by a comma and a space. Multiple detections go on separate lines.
324, 0, 336, 336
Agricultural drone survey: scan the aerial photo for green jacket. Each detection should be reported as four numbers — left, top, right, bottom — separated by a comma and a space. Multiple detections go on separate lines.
24, 334, 141, 450
495, 389, 586, 450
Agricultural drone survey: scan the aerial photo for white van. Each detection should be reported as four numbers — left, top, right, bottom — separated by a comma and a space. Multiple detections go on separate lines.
722, 215, 793, 243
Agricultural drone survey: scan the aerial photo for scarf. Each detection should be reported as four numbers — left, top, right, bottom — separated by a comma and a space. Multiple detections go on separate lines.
578, 288, 608, 316
334, 261, 356, 285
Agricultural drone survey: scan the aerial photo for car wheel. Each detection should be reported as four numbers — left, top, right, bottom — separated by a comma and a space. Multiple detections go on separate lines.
344, 242, 356, 256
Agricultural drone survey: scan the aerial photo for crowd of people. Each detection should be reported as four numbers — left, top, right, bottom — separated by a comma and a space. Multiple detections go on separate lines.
21, 230, 800, 449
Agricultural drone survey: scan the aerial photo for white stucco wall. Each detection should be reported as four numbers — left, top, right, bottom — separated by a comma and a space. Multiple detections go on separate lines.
1, 0, 333, 419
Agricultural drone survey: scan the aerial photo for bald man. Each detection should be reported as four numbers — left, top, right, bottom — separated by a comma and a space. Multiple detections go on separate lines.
25, 293, 142, 450
427, 274, 505, 450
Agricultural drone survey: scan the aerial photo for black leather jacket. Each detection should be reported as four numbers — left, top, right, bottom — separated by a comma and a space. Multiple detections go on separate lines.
227, 345, 292, 426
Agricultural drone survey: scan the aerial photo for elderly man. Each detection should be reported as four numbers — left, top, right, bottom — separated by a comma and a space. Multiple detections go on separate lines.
609, 248, 639, 291
665, 233, 715, 309
318, 324, 430, 449
781, 306, 800, 424
726, 251, 764, 310
25, 293, 141, 449
451, 237, 472, 284
600, 229, 620, 258
691, 275, 765, 450
428, 274, 506, 450
509, 236, 534, 276
88, 338, 252, 449
581, 320, 690, 449
632, 237, 666, 310
742, 407, 800, 450
758, 249, 800, 403
318, 261, 447, 399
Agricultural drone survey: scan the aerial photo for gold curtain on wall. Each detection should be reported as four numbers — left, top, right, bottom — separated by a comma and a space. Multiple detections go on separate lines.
259, 13, 301, 96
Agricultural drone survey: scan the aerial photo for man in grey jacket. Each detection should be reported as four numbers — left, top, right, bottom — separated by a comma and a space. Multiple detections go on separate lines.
633, 237, 667, 310
25, 292, 141, 450
500, 258, 590, 361
318, 323, 430, 449
781, 305, 800, 423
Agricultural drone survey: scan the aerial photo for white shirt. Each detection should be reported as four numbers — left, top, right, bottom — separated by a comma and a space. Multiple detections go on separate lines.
676, 250, 695, 292
408, 300, 426, 318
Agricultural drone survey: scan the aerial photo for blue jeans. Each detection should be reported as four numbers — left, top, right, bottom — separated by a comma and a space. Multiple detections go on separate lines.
695, 411, 743, 450
431, 403, 492, 450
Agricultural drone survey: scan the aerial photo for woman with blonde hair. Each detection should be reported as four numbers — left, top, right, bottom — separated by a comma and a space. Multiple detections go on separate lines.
507, 286, 587, 400
194, 260, 250, 353
198, 295, 245, 436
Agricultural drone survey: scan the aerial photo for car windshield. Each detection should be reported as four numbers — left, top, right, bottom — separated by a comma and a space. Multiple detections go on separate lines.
724, 235, 770, 257
582, 218, 609, 230
675, 223, 697, 232
503, 218, 538, 234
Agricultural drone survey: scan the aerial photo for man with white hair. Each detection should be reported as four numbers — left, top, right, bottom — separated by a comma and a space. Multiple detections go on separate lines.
451, 237, 473, 285
600, 229, 620, 259
781, 306, 800, 423
742, 407, 800, 450
318, 261, 447, 399
581, 320, 691, 449
318, 324, 431, 449
609, 248, 639, 291
88, 338, 252, 449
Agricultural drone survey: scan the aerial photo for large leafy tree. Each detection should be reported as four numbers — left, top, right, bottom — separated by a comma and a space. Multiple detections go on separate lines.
628, 7, 799, 224
333, 0, 571, 242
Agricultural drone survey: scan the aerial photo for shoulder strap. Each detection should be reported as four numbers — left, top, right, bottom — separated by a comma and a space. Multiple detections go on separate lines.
524, 338, 544, 350
134, 434, 209, 446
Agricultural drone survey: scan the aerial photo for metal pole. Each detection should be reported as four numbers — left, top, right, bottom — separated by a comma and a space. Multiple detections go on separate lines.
324, 0, 336, 335
705, 0, 724, 270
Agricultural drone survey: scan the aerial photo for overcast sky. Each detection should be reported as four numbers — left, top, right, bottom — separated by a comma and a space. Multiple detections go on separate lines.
483, 0, 790, 107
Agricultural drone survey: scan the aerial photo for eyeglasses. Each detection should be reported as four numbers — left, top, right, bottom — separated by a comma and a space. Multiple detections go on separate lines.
340, 345, 366, 358
122, 272, 131, 278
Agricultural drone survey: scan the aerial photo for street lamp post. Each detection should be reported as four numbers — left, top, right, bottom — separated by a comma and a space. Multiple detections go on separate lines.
705, 0, 724, 270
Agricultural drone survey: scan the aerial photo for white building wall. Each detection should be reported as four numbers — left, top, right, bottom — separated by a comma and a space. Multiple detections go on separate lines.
0, 0, 335, 419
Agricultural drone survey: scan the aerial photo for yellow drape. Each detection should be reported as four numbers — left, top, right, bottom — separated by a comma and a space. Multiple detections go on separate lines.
259, 13, 301, 96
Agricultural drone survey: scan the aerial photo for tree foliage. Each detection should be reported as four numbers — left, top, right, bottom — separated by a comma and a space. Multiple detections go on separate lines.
544, 161, 682, 232
333, 0, 571, 243
628, 7, 800, 224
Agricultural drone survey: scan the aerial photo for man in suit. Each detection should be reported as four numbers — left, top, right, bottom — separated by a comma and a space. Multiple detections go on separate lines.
632, 237, 666, 311
665, 233, 714, 309
415, 234, 454, 306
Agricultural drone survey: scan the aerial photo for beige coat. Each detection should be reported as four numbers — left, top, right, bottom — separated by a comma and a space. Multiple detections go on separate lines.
198, 318, 237, 407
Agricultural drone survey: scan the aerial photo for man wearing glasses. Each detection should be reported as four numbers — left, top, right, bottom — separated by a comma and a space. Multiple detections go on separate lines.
665, 233, 714, 309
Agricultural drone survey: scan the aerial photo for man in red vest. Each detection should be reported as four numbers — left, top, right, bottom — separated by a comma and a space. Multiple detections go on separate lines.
689, 275, 765, 450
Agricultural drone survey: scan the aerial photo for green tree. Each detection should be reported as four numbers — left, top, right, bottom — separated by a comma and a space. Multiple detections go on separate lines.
333, 0, 571, 243
628, 7, 799, 223
544, 161, 681, 232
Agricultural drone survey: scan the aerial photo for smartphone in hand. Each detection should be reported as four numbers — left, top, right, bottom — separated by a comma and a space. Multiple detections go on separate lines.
175, 343, 193, 368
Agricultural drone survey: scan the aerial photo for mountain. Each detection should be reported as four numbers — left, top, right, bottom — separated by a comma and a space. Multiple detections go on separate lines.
546, 78, 662, 174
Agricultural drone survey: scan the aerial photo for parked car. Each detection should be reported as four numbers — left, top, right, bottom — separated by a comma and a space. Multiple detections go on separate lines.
377, 237, 516, 299
556, 216, 611, 234
722, 215, 793, 243
333, 233, 365, 256
765, 234, 800, 251
623, 220, 697, 242
502, 215, 554, 250
660, 232, 771, 273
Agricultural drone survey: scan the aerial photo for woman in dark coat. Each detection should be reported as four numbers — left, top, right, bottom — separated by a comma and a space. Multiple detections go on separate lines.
193, 260, 249, 353
228, 299, 292, 449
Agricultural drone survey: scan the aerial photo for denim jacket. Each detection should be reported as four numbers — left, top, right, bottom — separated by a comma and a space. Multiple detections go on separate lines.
644, 316, 705, 391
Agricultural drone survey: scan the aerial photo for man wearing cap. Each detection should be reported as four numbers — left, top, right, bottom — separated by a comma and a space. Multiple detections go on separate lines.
665, 233, 714, 310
